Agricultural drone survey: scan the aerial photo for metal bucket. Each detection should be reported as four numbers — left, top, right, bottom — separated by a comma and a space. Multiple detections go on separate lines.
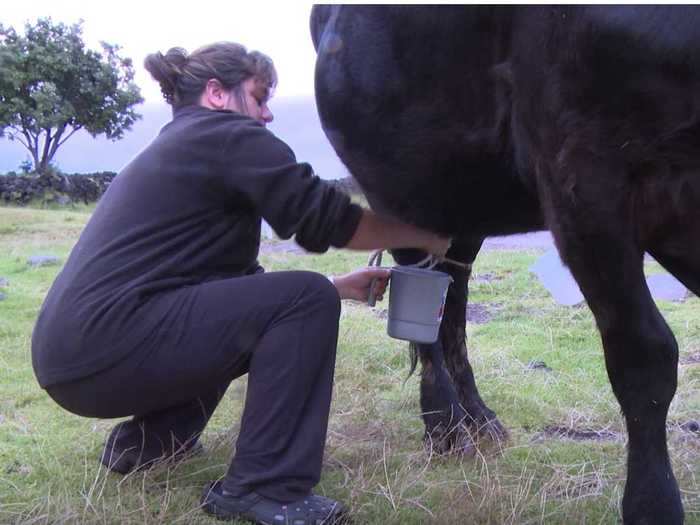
386, 266, 453, 344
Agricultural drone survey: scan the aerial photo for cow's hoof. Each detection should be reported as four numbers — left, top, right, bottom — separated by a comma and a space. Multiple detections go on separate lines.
473, 414, 509, 445
423, 420, 508, 456
423, 428, 477, 457
622, 469, 683, 525
622, 505, 683, 525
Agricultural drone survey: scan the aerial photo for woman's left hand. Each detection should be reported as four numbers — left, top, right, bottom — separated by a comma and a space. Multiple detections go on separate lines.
332, 267, 391, 302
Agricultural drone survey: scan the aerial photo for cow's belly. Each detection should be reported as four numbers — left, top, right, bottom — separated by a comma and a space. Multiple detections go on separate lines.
330, 139, 545, 238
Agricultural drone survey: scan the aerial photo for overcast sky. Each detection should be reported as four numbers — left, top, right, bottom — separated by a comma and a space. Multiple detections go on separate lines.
3, 0, 318, 103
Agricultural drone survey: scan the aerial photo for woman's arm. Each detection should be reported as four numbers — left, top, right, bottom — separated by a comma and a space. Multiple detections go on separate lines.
344, 209, 451, 256
328, 210, 450, 301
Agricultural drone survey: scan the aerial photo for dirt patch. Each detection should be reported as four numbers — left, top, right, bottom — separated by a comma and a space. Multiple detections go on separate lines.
467, 302, 495, 324
4, 460, 33, 475
535, 422, 699, 443
372, 302, 499, 325
526, 360, 553, 372
330, 419, 388, 445
373, 302, 499, 325
471, 272, 499, 284
534, 425, 621, 442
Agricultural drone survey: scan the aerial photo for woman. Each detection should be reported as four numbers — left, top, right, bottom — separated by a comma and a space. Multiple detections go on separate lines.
31, 42, 450, 524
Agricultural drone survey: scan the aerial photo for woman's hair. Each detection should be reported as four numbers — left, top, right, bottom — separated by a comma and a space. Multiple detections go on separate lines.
144, 42, 277, 108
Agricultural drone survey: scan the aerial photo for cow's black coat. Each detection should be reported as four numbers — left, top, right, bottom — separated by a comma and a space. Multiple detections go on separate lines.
312, 6, 700, 524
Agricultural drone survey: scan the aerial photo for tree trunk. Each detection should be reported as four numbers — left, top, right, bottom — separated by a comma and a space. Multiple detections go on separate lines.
37, 129, 53, 175
20, 129, 41, 173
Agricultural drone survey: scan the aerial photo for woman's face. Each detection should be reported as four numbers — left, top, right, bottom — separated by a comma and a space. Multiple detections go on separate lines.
224, 77, 274, 126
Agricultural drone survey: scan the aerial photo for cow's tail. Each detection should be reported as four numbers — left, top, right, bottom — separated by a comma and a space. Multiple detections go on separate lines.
408, 342, 419, 379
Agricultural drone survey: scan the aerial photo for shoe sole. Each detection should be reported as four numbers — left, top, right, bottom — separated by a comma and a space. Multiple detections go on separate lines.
201, 483, 351, 524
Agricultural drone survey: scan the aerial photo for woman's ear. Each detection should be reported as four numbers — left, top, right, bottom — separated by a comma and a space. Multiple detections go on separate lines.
202, 78, 228, 110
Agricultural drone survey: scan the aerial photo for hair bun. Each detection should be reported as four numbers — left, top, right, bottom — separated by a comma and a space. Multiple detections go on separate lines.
163, 47, 188, 74
144, 47, 189, 105
144, 41, 278, 109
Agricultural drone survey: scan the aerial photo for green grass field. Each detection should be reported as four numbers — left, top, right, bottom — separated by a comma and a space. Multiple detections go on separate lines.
0, 205, 698, 524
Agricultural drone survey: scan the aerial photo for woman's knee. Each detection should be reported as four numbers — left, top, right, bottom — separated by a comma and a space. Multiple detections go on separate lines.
298, 271, 341, 318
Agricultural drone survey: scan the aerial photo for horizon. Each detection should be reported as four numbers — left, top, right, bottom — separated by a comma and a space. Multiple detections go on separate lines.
0, 95, 350, 180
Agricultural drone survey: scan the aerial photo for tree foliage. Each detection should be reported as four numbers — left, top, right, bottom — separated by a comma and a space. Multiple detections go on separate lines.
0, 18, 143, 174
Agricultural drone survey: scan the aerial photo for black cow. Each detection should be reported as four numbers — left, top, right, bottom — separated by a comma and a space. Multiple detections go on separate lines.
311, 5, 700, 524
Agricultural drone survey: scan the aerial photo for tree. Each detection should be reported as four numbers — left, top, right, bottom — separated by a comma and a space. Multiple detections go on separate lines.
0, 18, 143, 174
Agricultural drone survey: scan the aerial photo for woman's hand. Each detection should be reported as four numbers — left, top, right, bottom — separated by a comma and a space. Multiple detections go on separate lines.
332, 267, 391, 302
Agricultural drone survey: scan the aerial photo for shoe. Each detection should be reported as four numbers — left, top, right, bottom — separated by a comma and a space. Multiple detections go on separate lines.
201, 480, 350, 524
101, 436, 204, 475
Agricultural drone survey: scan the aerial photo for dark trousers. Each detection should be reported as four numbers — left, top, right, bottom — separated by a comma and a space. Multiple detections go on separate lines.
46, 271, 341, 503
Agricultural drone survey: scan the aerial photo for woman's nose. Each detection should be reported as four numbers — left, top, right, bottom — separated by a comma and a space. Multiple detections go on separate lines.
262, 106, 274, 124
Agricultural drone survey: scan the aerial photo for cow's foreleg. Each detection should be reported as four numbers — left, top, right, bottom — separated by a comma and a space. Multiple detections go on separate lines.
541, 160, 682, 525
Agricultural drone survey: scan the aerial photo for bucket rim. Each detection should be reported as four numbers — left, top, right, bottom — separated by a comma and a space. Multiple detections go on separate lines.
391, 265, 452, 279
387, 317, 442, 327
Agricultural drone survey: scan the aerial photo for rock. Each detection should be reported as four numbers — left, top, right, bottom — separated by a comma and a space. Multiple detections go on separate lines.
531, 249, 690, 305
27, 255, 61, 268
0, 277, 8, 288
527, 360, 553, 372
0, 292, 5, 301
529, 249, 585, 306
646, 274, 687, 302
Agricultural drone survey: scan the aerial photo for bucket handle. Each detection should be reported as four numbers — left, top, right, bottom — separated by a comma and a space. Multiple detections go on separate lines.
366, 250, 468, 305
367, 250, 383, 307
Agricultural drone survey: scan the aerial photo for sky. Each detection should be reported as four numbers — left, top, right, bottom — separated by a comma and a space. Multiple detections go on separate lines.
2, 0, 318, 103
0, 0, 354, 176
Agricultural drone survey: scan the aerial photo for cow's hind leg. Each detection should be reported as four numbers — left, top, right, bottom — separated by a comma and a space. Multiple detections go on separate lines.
393, 240, 506, 454
440, 239, 507, 445
414, 341, 471, 453
540, 160, 682, 524
391, 248, 469, 453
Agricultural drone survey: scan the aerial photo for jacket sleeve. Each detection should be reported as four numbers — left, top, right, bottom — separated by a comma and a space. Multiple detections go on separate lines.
222, 122, 362, 252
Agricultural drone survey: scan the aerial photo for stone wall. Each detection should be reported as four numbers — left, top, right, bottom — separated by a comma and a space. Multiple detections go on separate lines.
0, 172, 116, 205
0, 172, 362, 207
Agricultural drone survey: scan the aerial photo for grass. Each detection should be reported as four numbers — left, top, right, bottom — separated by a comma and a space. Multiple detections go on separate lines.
0, 205, 698, 524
